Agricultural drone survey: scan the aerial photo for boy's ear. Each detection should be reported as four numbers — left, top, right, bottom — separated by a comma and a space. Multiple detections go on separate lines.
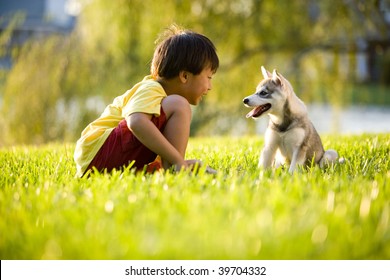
179, 71, 188, 83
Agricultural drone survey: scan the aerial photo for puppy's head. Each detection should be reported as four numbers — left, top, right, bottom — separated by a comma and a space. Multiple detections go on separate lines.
243, 66, 290, 119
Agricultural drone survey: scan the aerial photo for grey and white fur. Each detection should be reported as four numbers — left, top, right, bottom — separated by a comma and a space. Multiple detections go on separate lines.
243, 66, 338, 174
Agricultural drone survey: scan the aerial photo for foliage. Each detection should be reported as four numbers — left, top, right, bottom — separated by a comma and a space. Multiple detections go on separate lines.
0, 0, 389, 145
1, 134, 389, 259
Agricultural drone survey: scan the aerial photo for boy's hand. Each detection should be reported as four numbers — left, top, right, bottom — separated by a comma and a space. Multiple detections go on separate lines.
172, 159, 199, 172
205, 166, 217, 174
174, 159, 217, 174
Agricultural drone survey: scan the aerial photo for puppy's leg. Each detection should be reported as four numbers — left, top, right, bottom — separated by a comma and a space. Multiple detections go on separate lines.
259, 145, 278, 168
274, 150, 285, 169
259, 129, 279, 169
285, 128, 306, 174
288, 146, 307, 174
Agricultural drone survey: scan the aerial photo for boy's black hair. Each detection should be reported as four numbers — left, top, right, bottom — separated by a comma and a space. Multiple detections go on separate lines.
151, 25, 219, 79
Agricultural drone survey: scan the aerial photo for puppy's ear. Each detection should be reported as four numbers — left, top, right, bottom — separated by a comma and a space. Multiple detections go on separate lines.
261, 66, 271, 79
272, 69, 282, 86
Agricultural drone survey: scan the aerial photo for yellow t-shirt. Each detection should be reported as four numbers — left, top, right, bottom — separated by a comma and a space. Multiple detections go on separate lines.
74, 75, 167, 177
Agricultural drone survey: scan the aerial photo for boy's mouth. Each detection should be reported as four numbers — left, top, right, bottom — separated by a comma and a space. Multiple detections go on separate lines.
246, 104, 271, 118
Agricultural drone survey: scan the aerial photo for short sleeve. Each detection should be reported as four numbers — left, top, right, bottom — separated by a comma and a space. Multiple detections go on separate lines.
122, 81, 166, 117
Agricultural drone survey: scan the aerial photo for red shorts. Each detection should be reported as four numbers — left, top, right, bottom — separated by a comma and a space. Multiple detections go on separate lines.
83, 108, 167, 176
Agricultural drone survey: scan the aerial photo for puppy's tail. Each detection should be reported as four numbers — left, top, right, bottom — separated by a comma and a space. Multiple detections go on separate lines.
319, 149, 339, 168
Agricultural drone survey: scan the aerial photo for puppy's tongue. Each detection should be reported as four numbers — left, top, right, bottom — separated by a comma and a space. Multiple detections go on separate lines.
246, 107, 261, 118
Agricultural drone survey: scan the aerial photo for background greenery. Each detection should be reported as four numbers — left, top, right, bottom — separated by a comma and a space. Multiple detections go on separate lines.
0, 0, 389, 145
1, 134, 389, 259
1, 0, 389, 261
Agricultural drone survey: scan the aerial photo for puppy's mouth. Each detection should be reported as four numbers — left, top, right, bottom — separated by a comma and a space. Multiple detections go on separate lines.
246, 104, 271, 118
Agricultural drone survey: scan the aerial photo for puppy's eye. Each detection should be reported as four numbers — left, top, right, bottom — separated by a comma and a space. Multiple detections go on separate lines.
259, 90, 268, 96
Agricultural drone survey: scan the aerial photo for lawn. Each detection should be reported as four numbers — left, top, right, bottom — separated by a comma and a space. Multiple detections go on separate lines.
0, 134, 389, 259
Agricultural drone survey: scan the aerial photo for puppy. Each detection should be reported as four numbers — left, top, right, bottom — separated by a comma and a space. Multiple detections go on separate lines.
243, 66, 338, 174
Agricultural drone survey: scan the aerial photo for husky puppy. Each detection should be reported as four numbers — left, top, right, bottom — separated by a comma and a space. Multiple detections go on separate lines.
243, 66, 338, 174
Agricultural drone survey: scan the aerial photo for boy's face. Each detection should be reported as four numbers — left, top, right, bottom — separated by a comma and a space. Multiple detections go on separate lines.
183, 67, 214, 105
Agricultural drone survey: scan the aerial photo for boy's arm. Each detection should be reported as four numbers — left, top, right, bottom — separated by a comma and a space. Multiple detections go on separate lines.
126, 112, 187, 169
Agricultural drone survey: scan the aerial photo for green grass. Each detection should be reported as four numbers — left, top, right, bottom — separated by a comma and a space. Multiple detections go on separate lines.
1, 134, 389, 260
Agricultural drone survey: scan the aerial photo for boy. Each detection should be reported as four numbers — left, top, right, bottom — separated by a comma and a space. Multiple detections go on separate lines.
74, 25, 219, 177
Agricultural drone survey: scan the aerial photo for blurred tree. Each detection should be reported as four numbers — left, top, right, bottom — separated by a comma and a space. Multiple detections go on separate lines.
0, 13, 25, 145
3, 36, 68, 143
0, 0, 388, 144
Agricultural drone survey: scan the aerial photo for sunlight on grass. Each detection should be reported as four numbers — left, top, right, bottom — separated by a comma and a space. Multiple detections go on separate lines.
1, 134, 389, 259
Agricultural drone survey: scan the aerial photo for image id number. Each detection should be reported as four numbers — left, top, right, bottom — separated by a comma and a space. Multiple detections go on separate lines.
218, 266, 266, 276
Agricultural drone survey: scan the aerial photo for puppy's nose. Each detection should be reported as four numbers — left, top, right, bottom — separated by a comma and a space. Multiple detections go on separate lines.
243, 98, 249, 104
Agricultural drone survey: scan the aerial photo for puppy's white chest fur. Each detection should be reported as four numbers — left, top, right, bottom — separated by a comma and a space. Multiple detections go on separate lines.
266, 127, 306, 164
